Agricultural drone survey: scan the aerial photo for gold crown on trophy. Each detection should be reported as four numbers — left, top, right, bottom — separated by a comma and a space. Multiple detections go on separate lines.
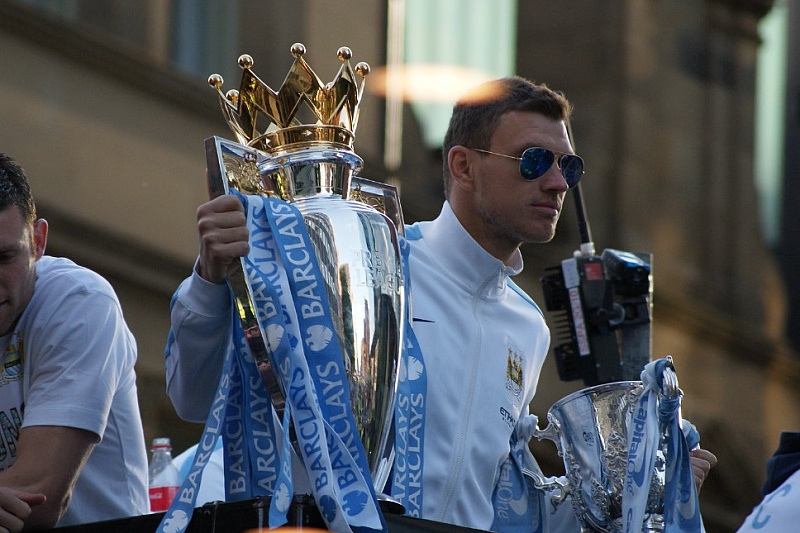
208, 43, 369, 154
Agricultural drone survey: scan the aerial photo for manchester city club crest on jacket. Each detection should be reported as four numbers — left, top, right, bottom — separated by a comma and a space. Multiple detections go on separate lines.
505, 347, 523, 404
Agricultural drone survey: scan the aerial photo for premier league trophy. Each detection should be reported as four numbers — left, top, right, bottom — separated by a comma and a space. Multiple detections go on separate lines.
528, 357, 701, 533
204, 43, 404, 524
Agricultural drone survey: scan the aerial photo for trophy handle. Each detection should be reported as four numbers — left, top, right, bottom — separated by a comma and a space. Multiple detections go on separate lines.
350, 176, 405, 236
662, 355, 680, 399
532, 418, 560, 444
205, 136, 289, 420
529, 418, 571, 509
522, 467, 570, 509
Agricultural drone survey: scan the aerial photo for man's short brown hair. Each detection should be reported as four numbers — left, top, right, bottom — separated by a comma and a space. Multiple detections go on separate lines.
441, 77, 572, 197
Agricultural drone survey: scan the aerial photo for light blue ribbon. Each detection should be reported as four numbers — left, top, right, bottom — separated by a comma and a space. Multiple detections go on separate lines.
622, 359, 662, 533
156, 193, 299, 533
158, 191, 392, 533
390, 235, 427, 517
490, 415, 545, 533
227, 315, 282, 501
222, 327, 252, 501
622, 358, 704, 533
233, 200, 296, 524
660, 394, 704, 532
155, 338, 235, 533
249, 194, 385, 533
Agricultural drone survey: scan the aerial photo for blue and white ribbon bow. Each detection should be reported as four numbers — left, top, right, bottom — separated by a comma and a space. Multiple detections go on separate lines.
622, 358, 704, 533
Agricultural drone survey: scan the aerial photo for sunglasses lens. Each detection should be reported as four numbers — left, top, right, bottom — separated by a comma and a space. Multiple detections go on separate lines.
518, 148, 584, 187
519, 148, 554, 180
560, 155, 584, 187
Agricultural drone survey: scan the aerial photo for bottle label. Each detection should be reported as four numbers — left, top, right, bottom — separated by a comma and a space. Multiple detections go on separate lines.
149, 486, 179, 512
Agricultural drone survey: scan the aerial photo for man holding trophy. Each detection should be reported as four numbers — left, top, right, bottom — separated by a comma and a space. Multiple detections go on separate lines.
164, 44, 716, 533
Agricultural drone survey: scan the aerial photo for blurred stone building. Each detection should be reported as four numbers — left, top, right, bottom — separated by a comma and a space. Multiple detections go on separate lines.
0, 1, 797, 531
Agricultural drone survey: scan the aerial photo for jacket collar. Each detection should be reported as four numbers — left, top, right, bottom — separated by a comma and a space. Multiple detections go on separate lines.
421, 202, 523, 296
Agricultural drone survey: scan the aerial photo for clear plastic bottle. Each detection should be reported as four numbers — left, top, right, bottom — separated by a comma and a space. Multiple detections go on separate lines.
148, 437, 180, 512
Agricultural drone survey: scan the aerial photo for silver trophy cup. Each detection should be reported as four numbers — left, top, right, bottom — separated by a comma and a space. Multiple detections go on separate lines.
529, 365, 679, 533
205, 44, 404, 501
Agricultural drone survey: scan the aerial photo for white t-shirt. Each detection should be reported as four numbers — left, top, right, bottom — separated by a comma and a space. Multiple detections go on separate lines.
0, 256, 149, 525
736, 469, 800, 533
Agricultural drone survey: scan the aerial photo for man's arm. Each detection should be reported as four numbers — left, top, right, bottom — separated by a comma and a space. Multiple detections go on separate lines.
15, 263, 148, 526
165, 193, 250, 421
165, 274, 232, 421
0, 426, 97, 529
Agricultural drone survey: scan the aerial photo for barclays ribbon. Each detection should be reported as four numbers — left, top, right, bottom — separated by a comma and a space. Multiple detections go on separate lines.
238, 192, 356, 531
157, 195, 298, 533
238, 192, 385, 530
155, 339, 235, 533
160, 190, 399, 533
237, 321, 282, 497
222, 331, 252, 501
246, 194, 385, 533
270, 399, 296, 525
245, 248, 298, 528
247, 214, 299, 523
222, 316, 284, 503
391, 235, 427, 517
233, 203, 297, 524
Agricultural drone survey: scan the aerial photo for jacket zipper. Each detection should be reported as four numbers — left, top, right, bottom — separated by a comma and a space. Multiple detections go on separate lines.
437, 274, 494, 519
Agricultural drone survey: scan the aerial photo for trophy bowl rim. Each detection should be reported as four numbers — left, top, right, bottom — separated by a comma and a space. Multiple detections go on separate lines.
550, 380, 642, 411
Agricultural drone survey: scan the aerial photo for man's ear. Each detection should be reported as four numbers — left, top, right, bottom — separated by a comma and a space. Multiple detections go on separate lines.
32, 218, 48, 260
447, 145, 477, 193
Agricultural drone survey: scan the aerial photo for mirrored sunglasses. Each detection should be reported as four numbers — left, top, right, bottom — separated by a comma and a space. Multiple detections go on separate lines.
469, 147, 585, 188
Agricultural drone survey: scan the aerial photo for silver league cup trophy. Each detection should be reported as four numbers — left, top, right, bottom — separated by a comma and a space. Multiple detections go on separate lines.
529, 360, 681, 533
205, 44, 404, 500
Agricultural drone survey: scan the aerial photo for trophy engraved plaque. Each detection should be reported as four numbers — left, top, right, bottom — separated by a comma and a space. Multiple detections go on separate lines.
205, 44, 404, 499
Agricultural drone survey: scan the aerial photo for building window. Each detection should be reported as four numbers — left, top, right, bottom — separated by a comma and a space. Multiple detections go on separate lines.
754, 0, 788, 246
18, 0, 239, 81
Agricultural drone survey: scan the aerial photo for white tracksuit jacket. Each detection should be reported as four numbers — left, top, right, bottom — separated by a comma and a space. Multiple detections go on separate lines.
402, 202, 549, 528
165, 201, 572, 531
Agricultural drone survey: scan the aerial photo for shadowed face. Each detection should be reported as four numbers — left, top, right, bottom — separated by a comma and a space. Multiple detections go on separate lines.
0, 207, 47, 337
466, 111, 573, 258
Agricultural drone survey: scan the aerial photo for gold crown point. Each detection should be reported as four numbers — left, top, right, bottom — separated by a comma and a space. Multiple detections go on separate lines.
208, 73, 223, 89
238, 54, 254, 70
290, 43, 306, 58
355, 62, 370, 77
337, 47, 353, 62
225, 89, 239, 106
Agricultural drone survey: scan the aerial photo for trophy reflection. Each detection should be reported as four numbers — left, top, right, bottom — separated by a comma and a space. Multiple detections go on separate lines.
205, 43, 404, 500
